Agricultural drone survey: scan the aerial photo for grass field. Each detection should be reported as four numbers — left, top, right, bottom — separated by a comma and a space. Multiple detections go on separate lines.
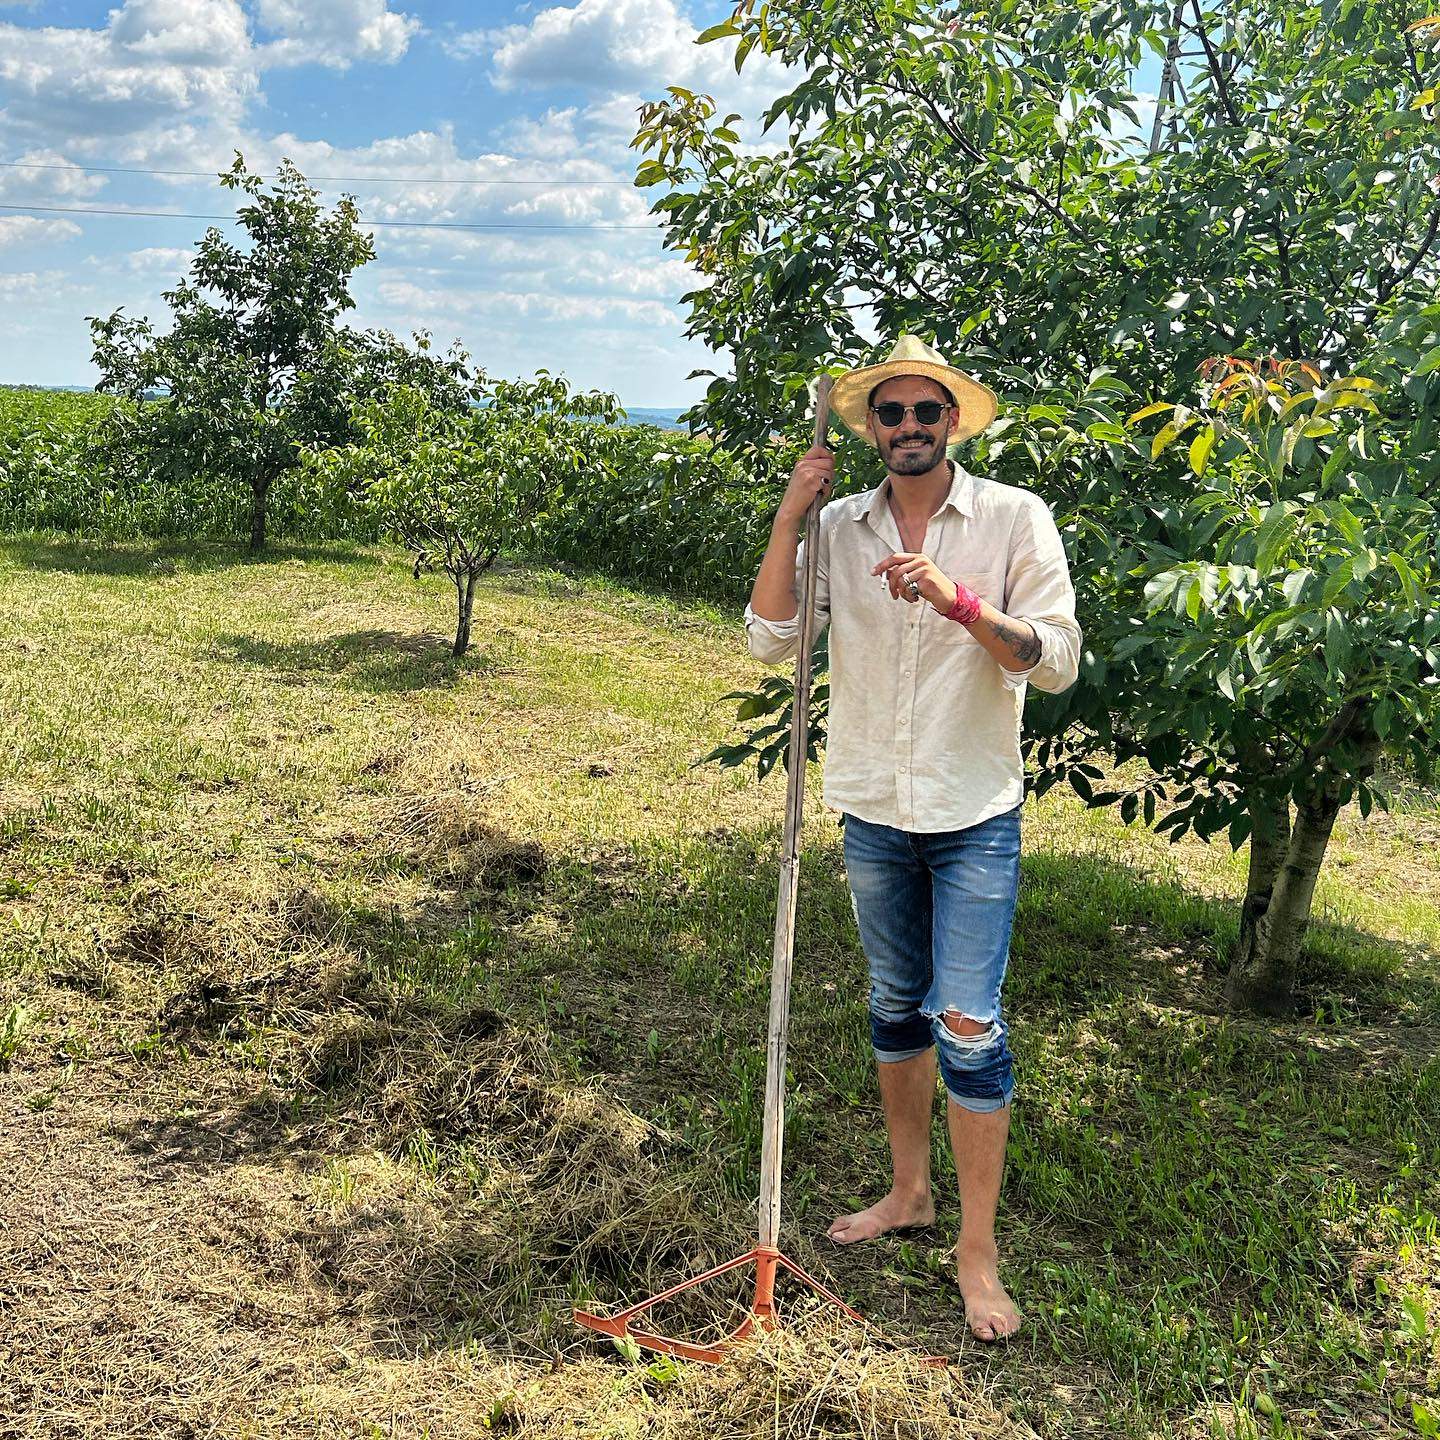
1, 534, 1436, 1440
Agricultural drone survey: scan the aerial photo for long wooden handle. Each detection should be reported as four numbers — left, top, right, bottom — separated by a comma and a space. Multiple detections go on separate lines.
757, 374, 831, 1249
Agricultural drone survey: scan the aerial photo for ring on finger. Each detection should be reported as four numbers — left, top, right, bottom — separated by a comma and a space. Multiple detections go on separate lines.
903, 575, 921, 596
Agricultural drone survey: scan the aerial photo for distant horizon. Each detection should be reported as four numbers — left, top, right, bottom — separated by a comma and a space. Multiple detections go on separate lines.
0, 380, 693, 430
1, 381, 690, 412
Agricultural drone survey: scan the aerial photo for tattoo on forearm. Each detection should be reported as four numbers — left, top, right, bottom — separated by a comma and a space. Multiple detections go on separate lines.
987, 615, 1042, 665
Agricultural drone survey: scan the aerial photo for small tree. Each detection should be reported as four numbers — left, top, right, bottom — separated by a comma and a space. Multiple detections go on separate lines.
90, 155, 376, 551
310, 374, 622, 656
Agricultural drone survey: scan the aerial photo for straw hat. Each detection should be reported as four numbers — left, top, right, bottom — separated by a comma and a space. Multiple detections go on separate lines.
828, 334, 997, 446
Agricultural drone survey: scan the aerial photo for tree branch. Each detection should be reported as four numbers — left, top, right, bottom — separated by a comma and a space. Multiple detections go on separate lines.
890, 77, 1094, 243
1354, 198, 1440, 337
1188, 0, 1241, 126
1302, 695, 1368, 769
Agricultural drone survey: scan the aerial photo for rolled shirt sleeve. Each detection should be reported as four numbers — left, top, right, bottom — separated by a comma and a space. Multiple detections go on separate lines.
998, 494, 1082, 694
744, 521, 831, 664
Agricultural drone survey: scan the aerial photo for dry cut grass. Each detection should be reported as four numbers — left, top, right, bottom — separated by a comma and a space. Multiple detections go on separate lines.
0, 536, 1436, 1440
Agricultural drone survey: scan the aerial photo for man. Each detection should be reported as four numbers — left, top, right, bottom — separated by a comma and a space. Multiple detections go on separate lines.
745, 335, 1081, 1342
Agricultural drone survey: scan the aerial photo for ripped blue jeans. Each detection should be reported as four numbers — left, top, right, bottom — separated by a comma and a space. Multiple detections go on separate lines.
842, 806, 1021, 1113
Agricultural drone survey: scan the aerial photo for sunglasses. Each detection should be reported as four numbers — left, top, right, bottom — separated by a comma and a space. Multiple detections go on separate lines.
870, 401, 951, 428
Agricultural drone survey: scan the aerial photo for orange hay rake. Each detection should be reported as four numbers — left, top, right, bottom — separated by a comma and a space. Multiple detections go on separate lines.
575, 377, 893, 1364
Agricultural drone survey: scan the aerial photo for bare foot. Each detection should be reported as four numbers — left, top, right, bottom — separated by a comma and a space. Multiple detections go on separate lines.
826, 1189, 935, 1245
955, 1240, 1021, 1342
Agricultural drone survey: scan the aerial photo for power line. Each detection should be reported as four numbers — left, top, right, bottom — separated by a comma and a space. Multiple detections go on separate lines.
0, 159, 637, 186
0, 202, 658, 232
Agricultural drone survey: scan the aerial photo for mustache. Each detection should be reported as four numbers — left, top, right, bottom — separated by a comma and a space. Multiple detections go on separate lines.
891, 433, 935, 445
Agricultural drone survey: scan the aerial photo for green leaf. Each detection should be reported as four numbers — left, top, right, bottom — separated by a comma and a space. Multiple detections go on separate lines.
1324, 608, 1351, 676
1375, 694, 1394, 738
1321, 556, 1356, 607
1388, 551, 1421, 605
1322, 501, 1363, 546
1254, 507, 1300, 575
696, 18, 740, 42
1413, 344, 1440, 376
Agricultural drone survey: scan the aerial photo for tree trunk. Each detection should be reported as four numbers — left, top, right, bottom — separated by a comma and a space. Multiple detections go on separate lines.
1225, 733, 1383, 1015
453, 569, 478, 656
249, 475, 271, 553
1231, 790, 1290, 984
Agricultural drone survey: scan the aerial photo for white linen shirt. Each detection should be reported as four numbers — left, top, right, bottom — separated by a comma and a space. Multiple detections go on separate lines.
744, 462, 1082, 833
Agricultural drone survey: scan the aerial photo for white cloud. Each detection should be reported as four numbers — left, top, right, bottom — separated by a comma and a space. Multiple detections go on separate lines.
452, 0, 794, 127
0, 1, 259, 143
0, 216, 81, 249
466, 0, 696, 92
0, 270, 67, 300
374, 277, 678, 328
256, 0, 420, 69
109, 0, 250, 63
105, 245, 196, 273
0, 151, 107, 201
215, 125, 651, 228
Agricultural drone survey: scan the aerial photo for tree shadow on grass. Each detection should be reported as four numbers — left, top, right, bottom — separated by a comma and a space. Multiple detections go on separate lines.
100, 817, 1438, 1408
210, 628, 500, 693
0, 534, 383, 577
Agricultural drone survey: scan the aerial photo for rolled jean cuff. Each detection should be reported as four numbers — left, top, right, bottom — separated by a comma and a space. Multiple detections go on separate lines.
874, 1043, 934, 1064
870, 1011, 933, 1060
944, 1082, 1015, 1115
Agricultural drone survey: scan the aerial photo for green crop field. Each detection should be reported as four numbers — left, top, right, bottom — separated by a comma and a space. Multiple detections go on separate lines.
1, 535, 1436, 1439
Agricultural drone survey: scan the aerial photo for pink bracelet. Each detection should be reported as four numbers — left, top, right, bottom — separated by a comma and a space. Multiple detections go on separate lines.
944, 581, 982, 626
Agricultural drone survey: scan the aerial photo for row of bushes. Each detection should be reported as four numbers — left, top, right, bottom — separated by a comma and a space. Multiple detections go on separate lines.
0, 386, 819, 607
0, 389, 384, 543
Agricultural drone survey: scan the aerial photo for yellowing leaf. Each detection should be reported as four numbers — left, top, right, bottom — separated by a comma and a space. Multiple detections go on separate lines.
1189, 423, 1216, 475
1126, 400, 1175, 426
1156, 412, 1201, 455
1329, 393, 1381, 414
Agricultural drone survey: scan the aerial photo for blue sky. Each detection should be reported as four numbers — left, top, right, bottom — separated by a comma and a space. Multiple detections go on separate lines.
0, 0, 795, 404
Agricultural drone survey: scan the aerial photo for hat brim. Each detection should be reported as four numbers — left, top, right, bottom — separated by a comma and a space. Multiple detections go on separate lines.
829, 359, 997, 446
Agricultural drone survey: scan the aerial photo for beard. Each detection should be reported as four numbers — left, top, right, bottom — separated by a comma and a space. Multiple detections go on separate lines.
882, 432, 946, 473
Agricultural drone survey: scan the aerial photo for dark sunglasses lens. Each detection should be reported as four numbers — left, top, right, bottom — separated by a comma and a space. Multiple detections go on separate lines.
873, 402, 946, 426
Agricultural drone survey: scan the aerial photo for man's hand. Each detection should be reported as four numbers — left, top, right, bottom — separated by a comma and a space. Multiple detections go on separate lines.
777, 444, 834, 526
872, 551, 959, 612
